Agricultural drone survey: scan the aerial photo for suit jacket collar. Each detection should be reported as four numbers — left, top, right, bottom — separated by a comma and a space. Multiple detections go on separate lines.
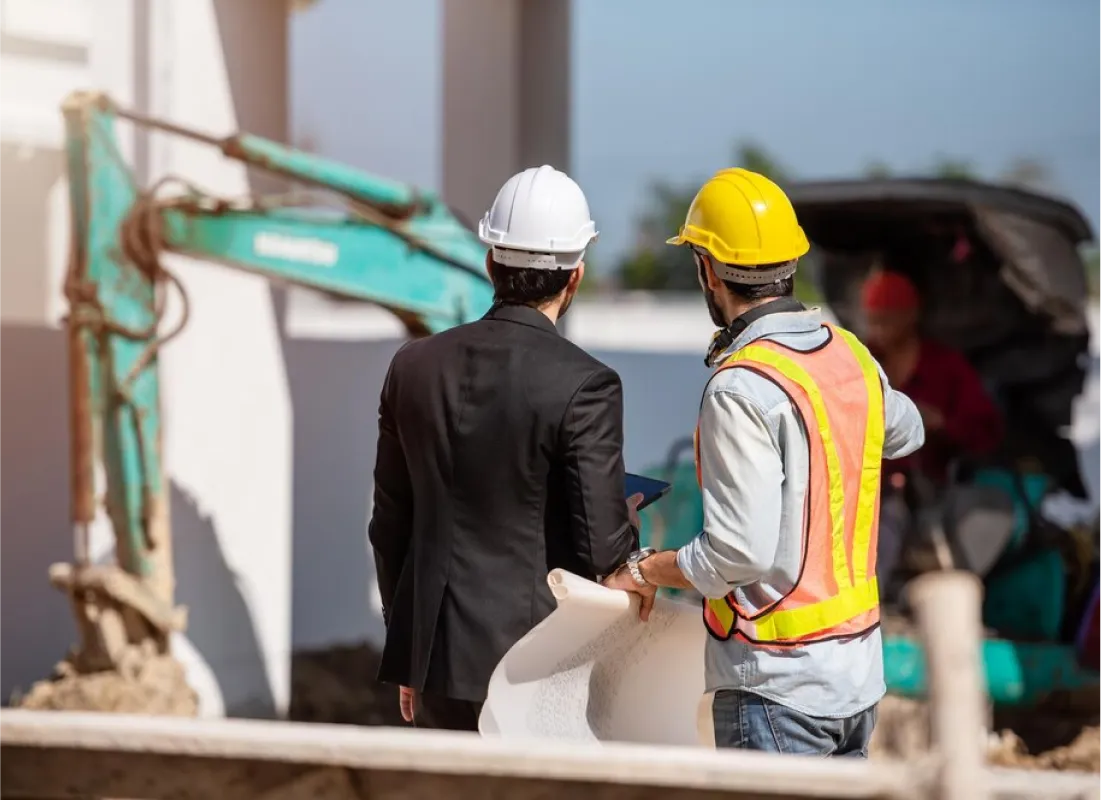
484, 303, 562, 336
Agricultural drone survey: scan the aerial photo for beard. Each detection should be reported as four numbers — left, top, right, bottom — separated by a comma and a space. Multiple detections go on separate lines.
703, 286, 727, 328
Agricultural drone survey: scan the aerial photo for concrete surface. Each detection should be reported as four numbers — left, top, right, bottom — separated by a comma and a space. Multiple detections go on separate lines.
3, 710, 1099, 800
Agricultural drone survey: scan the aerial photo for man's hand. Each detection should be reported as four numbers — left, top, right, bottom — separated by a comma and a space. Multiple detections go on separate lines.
603, 564, 658, 622
399, 685, 417, 723
916, 402, 945, 432
626, 492, 644, 530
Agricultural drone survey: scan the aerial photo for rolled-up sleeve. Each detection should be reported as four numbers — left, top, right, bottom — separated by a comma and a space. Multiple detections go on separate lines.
676, 391, 783, 599
878, 363, 925, 460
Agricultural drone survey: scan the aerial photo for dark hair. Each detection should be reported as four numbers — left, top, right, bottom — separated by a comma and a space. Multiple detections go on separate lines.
696, 258, 795, 301
487, 260, 573, 306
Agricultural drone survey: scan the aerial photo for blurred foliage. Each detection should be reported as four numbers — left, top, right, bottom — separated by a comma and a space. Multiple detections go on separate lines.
928, 156, 977, 181
1084, 245, 1100, 297
872, 154, 1053, 192
615, 143, 819, 300
576, 251, 606, 295
616, 142, 1059, 296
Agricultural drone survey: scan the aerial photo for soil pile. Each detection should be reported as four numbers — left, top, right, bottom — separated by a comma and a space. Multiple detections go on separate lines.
15, 655, 197, 716
871, 695, 1099, 772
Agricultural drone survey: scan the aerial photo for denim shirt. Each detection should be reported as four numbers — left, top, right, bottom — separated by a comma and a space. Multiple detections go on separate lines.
676, 307, 925, 718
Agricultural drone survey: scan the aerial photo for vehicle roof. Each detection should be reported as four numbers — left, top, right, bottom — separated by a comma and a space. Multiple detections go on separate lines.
786, 178, 1095, 244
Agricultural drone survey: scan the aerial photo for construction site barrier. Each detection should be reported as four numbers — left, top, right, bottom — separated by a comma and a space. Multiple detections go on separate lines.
2, 572, 1098, 800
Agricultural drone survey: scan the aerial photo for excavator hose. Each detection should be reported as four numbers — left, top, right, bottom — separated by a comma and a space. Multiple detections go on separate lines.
113, 178, 194, 395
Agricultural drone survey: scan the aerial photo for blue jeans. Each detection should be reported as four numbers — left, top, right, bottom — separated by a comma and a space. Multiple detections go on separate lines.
712, 690, 877, 757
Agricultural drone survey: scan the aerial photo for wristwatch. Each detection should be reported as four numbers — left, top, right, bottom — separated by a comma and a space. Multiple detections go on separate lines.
626, 548, 656, 587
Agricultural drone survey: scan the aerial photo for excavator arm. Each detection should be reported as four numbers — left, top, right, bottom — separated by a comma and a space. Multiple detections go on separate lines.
57, 91, 493, 677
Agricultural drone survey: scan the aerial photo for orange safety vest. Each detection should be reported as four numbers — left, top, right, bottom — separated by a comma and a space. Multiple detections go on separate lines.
696, 324, 885, 646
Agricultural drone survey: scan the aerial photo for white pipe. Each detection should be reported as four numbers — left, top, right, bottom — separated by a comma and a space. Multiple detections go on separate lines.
909, 570, 990, 800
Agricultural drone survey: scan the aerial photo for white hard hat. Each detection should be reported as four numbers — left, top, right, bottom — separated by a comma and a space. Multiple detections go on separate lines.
478, 165, 597, 270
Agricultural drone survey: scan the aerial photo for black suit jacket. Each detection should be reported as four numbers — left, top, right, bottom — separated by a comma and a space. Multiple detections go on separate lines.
369, 303, 638, 702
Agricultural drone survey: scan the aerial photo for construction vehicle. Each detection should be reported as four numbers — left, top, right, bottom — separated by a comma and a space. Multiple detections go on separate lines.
640, 178, 1100, 708
40, 91, 494, 698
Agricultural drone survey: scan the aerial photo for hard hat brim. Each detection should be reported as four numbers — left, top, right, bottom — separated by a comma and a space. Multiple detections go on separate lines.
666, 225, 810, 266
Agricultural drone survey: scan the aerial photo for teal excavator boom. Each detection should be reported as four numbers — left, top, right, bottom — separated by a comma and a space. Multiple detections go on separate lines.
55, 91, 494, 679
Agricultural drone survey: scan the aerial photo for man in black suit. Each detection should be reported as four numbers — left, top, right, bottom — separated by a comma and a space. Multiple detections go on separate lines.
368, 165, 641, 731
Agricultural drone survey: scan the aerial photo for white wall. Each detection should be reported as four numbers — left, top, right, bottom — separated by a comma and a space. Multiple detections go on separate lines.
0, 0, 104, 705
1, 0, 293, 718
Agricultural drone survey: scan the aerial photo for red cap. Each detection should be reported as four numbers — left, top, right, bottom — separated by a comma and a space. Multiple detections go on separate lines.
861, 271, 919, 312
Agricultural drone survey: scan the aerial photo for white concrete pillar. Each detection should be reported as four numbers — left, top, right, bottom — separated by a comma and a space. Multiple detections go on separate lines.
147, 0, 292, 718
441, 0, 571, 225
0, 0, 96, 326
0, 0, 293, 719
0, 0, 134, 702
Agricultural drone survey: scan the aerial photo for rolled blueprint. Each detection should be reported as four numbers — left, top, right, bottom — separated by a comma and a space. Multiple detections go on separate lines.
479, 569, 711, 746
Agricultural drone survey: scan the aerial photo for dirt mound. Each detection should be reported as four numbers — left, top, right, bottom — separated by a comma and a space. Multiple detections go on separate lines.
869, 695, 931, 759
1004, 730, 1101, 774
988, 701, 1101, 772
15, 655, 197, 716
988, 727, 1100, 772
871, 695, 1100, 772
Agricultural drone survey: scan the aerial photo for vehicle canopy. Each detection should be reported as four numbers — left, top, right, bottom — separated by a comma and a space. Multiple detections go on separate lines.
787, 178, 1095, 498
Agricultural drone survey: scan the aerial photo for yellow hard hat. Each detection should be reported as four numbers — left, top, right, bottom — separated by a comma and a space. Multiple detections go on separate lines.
666, 168, 810, 266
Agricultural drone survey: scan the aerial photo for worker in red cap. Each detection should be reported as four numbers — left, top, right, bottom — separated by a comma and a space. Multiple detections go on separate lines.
861, 269, 1004, 590
860, 269, 1004, 486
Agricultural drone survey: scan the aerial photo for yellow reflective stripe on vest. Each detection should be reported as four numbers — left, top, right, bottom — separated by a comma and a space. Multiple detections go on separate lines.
752, 577, 879, 641
834, 327, 886, 584
707, 596, 735, 634
727, 344, 852, 592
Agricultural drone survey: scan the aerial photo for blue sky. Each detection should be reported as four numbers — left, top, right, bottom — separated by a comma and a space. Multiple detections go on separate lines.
292, 0, 1099, 270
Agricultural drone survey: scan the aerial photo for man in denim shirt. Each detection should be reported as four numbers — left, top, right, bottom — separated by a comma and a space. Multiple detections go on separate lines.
605, 169, 924, 756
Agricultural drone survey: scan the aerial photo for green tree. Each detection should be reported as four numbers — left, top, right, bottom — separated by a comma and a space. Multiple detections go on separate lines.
863, 160, 893, 179
1083, 245, 1100, 297
615, 179, 698, 291
615, 141, 819, 300
930, 156, 977, 180
614, 147, 1060, 298
1000, 157, 1050, 192
863, 155, 1051, 192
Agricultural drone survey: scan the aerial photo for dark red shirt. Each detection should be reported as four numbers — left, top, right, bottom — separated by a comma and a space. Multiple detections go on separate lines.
886, 339, 1004, 484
